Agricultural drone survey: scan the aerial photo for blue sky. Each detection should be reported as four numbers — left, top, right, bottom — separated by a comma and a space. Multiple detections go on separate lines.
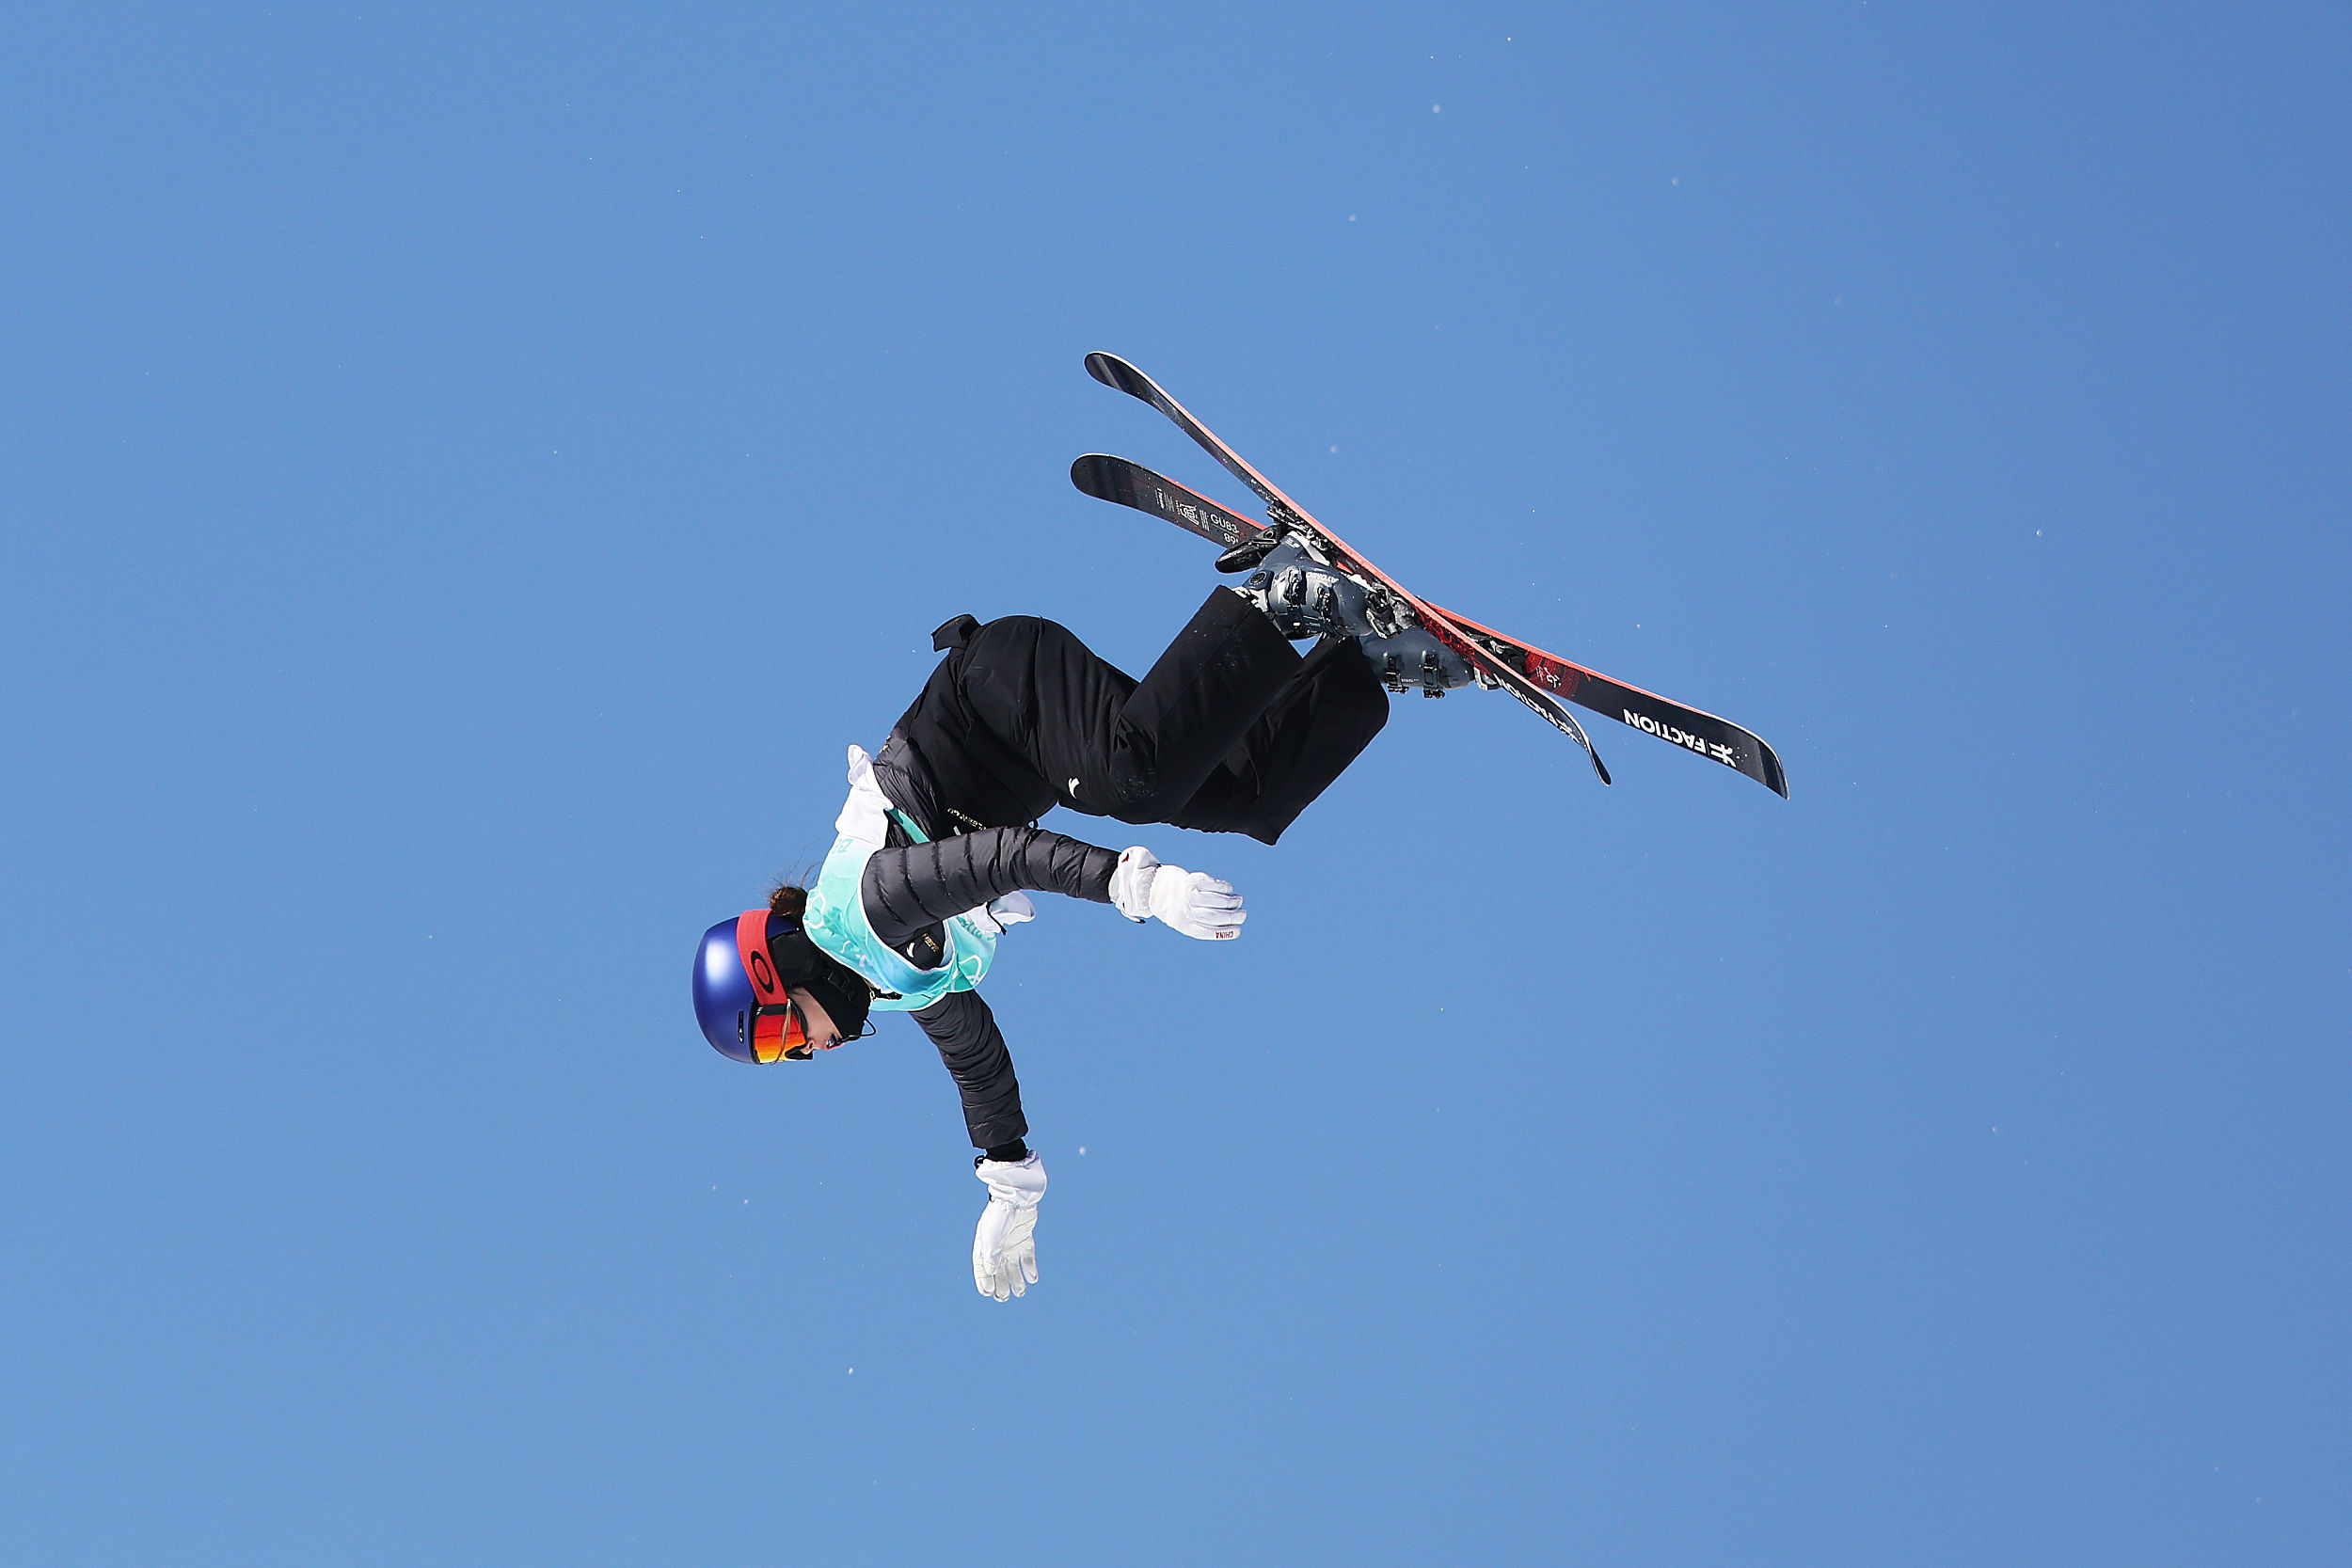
3, 4, 2345, 1562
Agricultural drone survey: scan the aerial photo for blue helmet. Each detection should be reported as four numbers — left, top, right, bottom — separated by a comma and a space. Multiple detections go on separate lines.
692, 911, 871, 1063
692, 915, 766, 1063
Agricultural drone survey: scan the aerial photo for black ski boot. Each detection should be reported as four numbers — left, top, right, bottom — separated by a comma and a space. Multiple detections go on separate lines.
1358, 624, 1476, 696
1232, 542, 1380, 641
1232, 540, 1478, 695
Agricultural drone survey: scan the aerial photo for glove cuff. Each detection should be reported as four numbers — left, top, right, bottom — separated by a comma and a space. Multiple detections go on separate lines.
975, 1149, 1047, 1205
1108, 847, 1160, 922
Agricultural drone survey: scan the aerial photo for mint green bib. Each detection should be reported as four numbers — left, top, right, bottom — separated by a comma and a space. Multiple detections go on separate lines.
803, 810, 998, 1011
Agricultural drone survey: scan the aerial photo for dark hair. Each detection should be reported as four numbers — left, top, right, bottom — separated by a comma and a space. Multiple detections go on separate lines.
769, 883, 807, 923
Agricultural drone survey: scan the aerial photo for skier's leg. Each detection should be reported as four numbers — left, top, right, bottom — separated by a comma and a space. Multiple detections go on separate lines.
938, 614, 1134, 822
1081, 587, 1302, 824
939, 593, 1295, 826
1168, 633, 1390, 845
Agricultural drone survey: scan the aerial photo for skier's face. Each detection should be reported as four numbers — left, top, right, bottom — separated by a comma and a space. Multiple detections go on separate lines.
787, 987, 846, 1053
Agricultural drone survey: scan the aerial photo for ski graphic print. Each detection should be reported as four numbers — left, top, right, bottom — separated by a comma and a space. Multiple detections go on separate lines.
1069, 453, 1263, 550
1423, 603, 1788, 797
1072, 374, 1788, 798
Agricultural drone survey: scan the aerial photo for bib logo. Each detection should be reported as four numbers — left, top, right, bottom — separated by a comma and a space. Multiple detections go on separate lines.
1624, 709, 1740, 768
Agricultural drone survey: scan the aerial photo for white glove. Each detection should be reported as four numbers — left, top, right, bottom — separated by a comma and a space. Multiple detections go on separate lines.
963, 891, 1037, 937
972, 1151, 1046, 1301
1108, 847, 1246, 941
836, 743, 893, 846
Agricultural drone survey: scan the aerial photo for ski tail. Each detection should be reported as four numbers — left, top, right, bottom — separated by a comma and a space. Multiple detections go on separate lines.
1568, 669, 1786, 798
1070, 454, 1264, 550
1085, 354, 1318, 526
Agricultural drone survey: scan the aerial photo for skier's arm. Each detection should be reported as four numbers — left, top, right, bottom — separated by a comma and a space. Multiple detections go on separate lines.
861, 826, 1118, 945
911, 989, 1028, 1156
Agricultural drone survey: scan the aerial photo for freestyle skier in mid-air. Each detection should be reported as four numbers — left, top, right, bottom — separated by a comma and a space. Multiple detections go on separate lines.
692, 354, 1787, 1304
692, 544, 1456, 1301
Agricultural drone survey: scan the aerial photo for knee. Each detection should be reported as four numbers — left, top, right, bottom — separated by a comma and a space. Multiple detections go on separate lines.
1104, 753, 1181, 822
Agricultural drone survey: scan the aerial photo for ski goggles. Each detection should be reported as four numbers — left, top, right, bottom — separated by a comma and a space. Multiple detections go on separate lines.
752, 999, 820, 1062
733, 910, 827, 1062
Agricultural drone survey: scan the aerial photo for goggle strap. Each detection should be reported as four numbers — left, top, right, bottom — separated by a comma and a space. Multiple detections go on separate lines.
735, 910, 812, 1063
734, 910, 787, 1006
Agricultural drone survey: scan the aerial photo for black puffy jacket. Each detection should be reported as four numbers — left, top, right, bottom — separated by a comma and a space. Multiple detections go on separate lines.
857, 745, 1123, 1154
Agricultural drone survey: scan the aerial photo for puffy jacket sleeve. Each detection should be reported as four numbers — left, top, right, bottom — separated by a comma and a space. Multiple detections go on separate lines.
911, 989, 1025, 1151
860, 826, 1119, 946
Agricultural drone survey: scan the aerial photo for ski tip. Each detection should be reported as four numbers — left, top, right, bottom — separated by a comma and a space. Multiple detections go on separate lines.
1592, 749, 1612, 786
1084, 351, 1148, 398
1759, 742, 1789, 799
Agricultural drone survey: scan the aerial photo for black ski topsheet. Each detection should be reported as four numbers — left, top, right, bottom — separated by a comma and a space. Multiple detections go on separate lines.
1070, 444, 1789, 798
1433, 605, 1789, 797
1070, 453, 1262, 550
1086, 354, 1306, 523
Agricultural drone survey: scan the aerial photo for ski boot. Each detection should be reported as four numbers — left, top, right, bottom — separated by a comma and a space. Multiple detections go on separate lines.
1358, 622, 1476, 696
1232, 541, 1381, 641
1231, 536, 1478, 698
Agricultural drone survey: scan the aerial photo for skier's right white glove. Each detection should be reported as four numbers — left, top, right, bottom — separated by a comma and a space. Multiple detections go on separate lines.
1108, 847, 1246, 941
972, 1151, 1046, 1301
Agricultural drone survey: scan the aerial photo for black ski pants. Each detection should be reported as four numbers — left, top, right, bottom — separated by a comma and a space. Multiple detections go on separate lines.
895, 588, 1389, 846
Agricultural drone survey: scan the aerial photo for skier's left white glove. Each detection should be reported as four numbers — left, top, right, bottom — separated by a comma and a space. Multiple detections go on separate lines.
836, 743, 893, 846
963, 891, 1037, 937
972, 1151, 1046, 1301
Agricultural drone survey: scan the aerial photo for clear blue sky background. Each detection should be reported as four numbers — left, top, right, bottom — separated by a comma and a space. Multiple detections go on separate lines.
4, 4, 2345, 1562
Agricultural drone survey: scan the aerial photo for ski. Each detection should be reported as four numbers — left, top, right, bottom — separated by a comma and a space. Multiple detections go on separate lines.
1080, 356, 1609, 783
1072, 379, 1788, 798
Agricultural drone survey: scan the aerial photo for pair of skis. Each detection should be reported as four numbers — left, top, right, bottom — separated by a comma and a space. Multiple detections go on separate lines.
1072, 353, 1789, 798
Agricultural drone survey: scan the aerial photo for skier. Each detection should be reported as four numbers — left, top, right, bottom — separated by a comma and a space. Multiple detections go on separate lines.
691, 542, 1470, 1301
